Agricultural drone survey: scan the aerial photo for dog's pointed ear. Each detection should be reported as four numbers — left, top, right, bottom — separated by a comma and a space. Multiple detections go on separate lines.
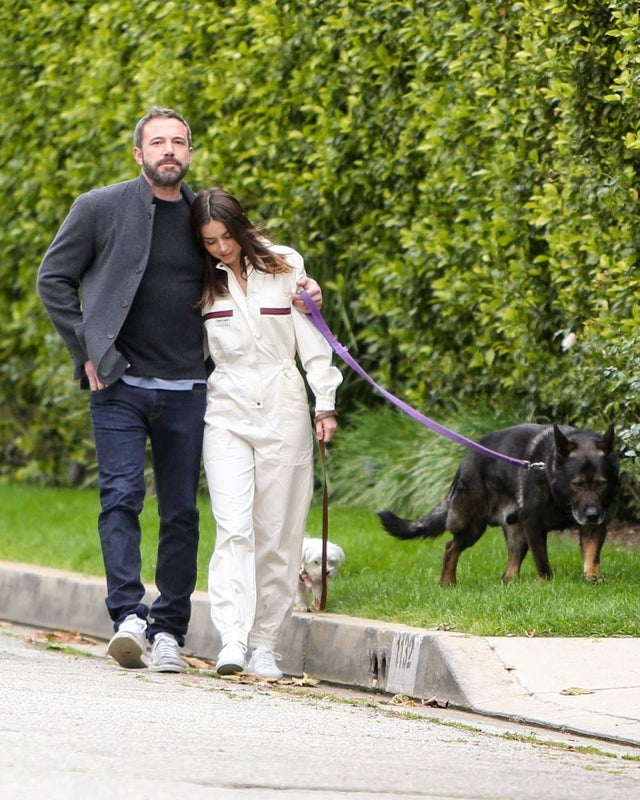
597, 423, 615, 453
553, 424, 576, 460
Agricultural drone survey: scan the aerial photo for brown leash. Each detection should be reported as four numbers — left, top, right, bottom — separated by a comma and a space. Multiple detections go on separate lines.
318, 439, 329, 611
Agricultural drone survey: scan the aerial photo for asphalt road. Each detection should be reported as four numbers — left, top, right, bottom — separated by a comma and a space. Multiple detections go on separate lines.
1, 623, 639, 800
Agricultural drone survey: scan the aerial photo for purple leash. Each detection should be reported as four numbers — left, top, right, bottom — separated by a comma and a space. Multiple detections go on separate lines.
300, 291, 543, 471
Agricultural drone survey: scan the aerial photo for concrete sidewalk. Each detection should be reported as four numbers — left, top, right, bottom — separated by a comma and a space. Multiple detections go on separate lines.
2, 559, 640, 748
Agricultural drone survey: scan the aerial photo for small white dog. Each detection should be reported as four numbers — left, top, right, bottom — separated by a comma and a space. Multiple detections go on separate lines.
295, 536, 346, 612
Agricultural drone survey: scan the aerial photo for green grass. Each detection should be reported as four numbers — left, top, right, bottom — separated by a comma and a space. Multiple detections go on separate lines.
1, 481, 639, 637
0, 482, 216, 578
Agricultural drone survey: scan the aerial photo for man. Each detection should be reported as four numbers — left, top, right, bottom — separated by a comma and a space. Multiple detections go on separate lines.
37, 107, 322, 672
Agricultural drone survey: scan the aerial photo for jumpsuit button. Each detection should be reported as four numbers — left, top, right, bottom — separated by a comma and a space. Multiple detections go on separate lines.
121, 300, 129, 308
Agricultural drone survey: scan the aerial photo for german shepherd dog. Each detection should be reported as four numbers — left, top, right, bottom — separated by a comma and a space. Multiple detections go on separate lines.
378, 424, 619, 585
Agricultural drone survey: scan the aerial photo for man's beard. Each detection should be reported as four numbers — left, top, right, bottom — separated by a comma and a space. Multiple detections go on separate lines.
142, 157, 189, 187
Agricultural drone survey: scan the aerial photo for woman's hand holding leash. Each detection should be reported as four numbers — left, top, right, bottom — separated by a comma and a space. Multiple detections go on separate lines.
293, 276, 322, 312
315, 411, 337, 442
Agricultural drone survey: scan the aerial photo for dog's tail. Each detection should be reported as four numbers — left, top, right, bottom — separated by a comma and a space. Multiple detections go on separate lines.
378, 500, 448, 541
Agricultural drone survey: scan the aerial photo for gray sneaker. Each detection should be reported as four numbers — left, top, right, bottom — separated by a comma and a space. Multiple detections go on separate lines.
107, 614, 147, 669
148, 632, 187, 673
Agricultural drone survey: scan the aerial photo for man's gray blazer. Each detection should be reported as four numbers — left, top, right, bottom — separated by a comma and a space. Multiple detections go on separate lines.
37, 174, 196, 388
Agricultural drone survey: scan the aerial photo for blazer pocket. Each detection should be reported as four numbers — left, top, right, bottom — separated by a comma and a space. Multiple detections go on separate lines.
73, 319, 87, 349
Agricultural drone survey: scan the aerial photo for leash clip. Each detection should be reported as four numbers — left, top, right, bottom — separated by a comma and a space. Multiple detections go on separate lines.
527, 461, 546, 472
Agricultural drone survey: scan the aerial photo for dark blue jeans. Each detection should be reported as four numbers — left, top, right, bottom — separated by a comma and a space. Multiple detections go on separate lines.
89, 380, 206, 646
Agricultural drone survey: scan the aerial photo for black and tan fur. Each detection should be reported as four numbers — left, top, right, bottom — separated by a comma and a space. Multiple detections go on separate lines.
378, 424, 619, 586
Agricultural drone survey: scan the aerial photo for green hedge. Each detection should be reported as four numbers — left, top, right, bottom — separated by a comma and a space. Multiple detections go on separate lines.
2, 0, 640, 494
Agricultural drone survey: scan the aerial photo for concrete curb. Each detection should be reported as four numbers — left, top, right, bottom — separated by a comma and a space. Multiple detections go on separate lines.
0, 559, 506, 708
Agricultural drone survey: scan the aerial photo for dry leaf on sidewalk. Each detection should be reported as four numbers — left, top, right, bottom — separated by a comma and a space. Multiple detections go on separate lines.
290, 673, 320, 687
422, 695, 449, 709
384, 694, 448, 709
28, 629, 99, 646
183, 655, 215, 670
560, 686, 595, 695
387, 694, 416, 706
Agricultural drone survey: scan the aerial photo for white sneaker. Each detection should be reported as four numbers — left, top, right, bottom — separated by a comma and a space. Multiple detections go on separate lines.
107, 613, 147, 669
216, 641, 247, 675
247, 646, 283, 680
148, 632, 187, 673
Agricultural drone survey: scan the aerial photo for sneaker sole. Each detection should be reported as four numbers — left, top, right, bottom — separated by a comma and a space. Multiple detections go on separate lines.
107, 635, 146, 669
216, 662, 245, 676
107, 633, 147, 669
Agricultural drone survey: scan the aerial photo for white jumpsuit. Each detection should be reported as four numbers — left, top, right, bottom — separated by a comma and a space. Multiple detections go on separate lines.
202, 245, 342, 651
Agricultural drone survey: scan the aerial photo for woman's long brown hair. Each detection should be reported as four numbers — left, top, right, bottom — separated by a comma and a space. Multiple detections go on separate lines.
191, 187, 291, 308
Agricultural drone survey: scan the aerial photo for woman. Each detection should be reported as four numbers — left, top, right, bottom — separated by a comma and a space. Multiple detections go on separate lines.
192, 187, 342, 679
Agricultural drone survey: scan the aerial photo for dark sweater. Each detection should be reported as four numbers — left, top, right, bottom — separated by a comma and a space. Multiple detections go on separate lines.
117, 197, 206, 381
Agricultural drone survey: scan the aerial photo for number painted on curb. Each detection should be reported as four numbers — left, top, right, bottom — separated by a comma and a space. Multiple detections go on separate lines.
386, 632, 421, 695
394, 633, 416, 670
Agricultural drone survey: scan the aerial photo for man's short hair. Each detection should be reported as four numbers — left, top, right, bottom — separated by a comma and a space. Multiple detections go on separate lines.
133, 107, 192, 149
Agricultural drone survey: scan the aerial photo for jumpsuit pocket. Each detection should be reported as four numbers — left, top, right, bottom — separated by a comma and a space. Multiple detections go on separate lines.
279, 362, 308, 408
